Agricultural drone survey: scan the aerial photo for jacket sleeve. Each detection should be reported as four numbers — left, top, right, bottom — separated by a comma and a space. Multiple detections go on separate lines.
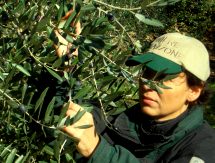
87, 136, 141, 163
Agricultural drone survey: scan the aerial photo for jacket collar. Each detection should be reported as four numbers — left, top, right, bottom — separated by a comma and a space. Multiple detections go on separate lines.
138, 108, 189, 144
113, 104, 204, 161
144, 105, 204, 161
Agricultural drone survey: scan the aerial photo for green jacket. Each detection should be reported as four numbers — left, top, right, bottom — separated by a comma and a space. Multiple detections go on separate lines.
75, 105, 215, 163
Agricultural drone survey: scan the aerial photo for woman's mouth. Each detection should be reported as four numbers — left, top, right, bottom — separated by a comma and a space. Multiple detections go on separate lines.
142, 96, 157, 105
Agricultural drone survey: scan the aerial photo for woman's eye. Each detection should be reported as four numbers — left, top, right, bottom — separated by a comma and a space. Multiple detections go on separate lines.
142, 70, 167, 81
141, 68, 156, 80
155, 74, 167, 81
142, 72, 155, 80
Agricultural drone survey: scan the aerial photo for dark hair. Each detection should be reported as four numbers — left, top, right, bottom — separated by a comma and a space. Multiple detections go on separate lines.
185, 70, 212, 105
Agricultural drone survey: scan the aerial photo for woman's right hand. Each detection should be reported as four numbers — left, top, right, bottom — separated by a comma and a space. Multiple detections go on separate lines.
63, 101, 100, 157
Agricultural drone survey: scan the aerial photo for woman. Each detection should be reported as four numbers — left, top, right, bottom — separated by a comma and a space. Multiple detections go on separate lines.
63, 33, 215, 163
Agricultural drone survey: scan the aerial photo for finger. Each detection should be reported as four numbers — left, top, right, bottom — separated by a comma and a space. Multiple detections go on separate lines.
62, 125, 82, 141
72, 48, 78, 57
54, 30, 68, 45
62, 9, 74, 20
61, 9, 82, 35
75, 21, 81, 35
68, 101, 83, 112
66, 108, 77, 117
54, 44, 67, 57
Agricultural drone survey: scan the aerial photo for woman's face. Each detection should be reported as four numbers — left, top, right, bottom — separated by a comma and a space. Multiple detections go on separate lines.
139, 68, 201, 121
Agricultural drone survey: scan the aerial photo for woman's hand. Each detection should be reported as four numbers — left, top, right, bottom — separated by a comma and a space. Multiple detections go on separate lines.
63, 102, 100, 157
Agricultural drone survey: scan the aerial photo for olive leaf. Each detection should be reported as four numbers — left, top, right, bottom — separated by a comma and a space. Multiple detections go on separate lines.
74, 124, 93, 129
154, 84, 163, 94
64, 109, 86, 126
156, 82, 172, 89
162, 74, 179, 82
140, 77, 172, 94
12, 63, 31, 76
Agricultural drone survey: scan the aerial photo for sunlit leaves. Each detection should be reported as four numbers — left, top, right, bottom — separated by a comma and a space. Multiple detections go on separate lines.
14, 155, 24, 163
42, 145, 54, 156
81, 4, 96, 11
5, 148, 17, 163
135, 13, 164, 27
0, 144, 12, 159
13, 1, 25, 15
147, 0, 181, 6
0, 145, 25, 163
0, 72, 4, 81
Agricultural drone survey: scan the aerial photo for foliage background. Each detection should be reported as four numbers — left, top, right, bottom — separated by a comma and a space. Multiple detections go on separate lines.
0, 0, 214, 162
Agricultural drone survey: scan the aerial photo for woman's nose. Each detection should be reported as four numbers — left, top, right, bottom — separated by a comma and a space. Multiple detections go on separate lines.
139, 82, 153, 92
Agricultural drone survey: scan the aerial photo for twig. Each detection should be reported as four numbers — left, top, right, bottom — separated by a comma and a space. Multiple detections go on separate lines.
114, 18, 135, 44
93, 0, 141, 11
96, 49, 135, 78
0, 89, 20, 105
27, 47, 61, 72
90, 61, 112, 127
82, 67, 106, 81
146, 0, 162, 7
59, 139, 67, 160
97, 7, 135, 45
0, 82, 56, 131
24, 110, 56, 129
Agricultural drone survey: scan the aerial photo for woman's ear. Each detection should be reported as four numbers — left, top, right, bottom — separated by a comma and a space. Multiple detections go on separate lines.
187, 86, 203, 102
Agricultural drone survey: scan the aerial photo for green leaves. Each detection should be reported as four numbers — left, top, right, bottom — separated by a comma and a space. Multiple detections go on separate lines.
45, 67, 63, 83
42, 145, 54, 156
140, 77, 172, 94
65, 109, 86, 126
57, 102, 70, 127
74, 124, 93, 129
162, 74, 179, 82
32, 6, 54, 33
147, 0, 181, 6
135, 13, 164, 27
0, 145, 26, 163
5, 148, 17, 163
34, 87, 49, 113
64, 10, 77, 29
84, 34, 106, 49
44, 97, 56, 124
14, 155, 24, 163
1, 0, 138, 162
81, 4, 96, 11
12, 63, 31, 76
73, 85, 92, 100
0, 144, 12, 159
3, 0, 212, 162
